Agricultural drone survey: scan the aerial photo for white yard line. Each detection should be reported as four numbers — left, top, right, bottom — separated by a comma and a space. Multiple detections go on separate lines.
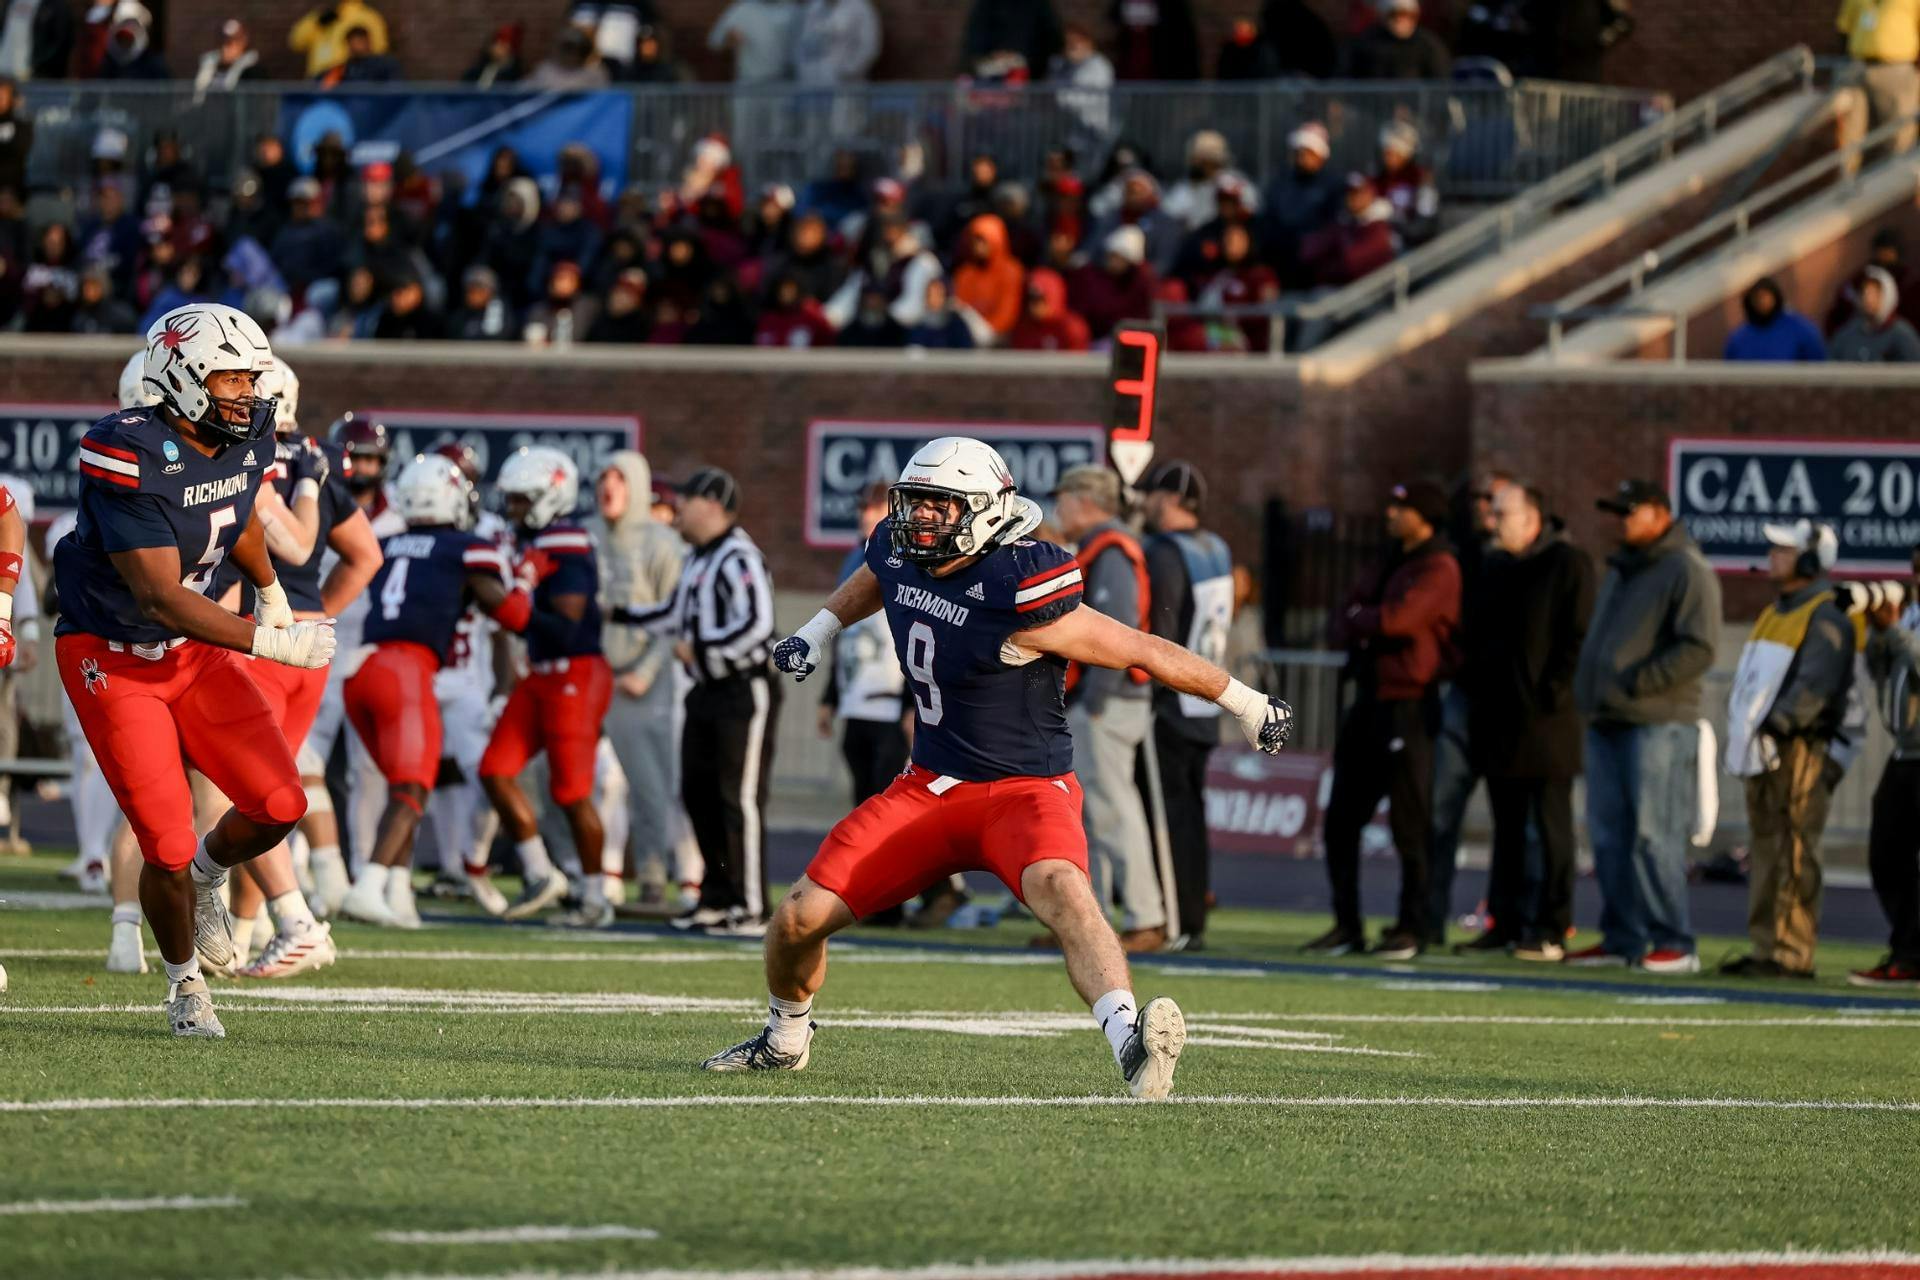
3, 1094, 1916, 1115
0, 1195, 241, 1216
375, 1224, 658, 1245
1188, 1012, 1920, 1028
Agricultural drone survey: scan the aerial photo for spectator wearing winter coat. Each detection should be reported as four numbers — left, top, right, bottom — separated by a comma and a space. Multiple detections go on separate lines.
524, 260, 598, 346
1162, 131, 1239, 232
0, 80, 27, 200
271, 176, 347, 293
624, 24, 691, 81
961, 0, 1062, 77
1298, 174, 1398, 287
1825, 229, 1920, 333
225, 170, 283, 252
1571, 479, 1722, 972
1375, 122, 1439, 248
1724, 278, 1827, 362
586, 268, 652, 342
99, 5, 168, 79
762, 210, 845, 303
905, 280, 978, 350
291, 0, 390, 77
1259, 0, 1338, 77
708, 0, 796, 83
825, 213, 943, 330
1217, 19, 1281, 79
756, 272, 837, 348
0, 0, 73, 82
68, 264, 137, 334
1070, 224, 1158, 340
1195, 222, 1280, 351
529, 26, 608, 89
1009, 267, 1091, 351
1310, 480, 1462, 959
838, 284, 909, 347
482, 176, 544, 307
1345, 0, 1450, 78
1110, 0, 1200, 80
463, 23, 525, 86
78, 180, 141, 293
447, 265, 520, 340
1050, 23, 1115, 138
932, 152, 1004, 256
193, 19, 261, 95
529, 189, 604, 299
1830, 266, 1920, 362
1460, 486, 1595, 961
1175, 172, 1262, 284
372, 276, 445, 340
1087, 169, 1183, 276
686, 276, 757, 345
1261, 123, 1342, 287
792, 0, 880, 86
952, 213, 1026, 338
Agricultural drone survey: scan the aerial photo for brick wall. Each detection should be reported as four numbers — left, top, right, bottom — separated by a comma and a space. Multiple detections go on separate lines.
159, 0, 1821, 99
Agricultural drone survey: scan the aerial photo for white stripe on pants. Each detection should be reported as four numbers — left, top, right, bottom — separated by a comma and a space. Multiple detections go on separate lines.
740, 677, 769, 918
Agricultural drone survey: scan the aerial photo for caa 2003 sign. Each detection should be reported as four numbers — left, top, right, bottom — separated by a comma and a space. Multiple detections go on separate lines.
1668, 437, 1920, 574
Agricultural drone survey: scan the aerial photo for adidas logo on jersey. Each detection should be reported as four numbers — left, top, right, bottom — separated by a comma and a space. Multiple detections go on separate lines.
966, 582, 986, 601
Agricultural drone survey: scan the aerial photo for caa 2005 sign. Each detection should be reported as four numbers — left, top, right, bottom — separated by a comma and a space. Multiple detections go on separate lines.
1668, 437, 1920, 574
804, 420, 1107, 548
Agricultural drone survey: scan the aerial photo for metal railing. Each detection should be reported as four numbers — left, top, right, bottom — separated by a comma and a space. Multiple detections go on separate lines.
1536, 107, 1920, 356
1259, 45, 1813, 352
18, 75, 1665, 205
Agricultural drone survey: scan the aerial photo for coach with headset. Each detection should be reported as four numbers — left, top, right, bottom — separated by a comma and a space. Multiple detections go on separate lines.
1719, 518, 1861, 979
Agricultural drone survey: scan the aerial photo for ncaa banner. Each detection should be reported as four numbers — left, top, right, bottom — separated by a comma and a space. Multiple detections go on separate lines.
283, 90, 630, 198
805, 420, 1106, 549
360, 410, 641, 515
1668, 437, 1920, 575
0, 401, 116, 512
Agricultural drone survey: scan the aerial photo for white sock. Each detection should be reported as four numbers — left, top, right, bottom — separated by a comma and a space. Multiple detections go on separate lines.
231, 911, 256, 961
110, 902, 141, 927
515, 836, 555, 882
765, 993, 813, 1053
271, 890, 316, 935
1092, 989, 1138, 1065
355, 863, 391, 897
311, 844, 344, 876
163, 955, 202, 986
189, 841, 227, 888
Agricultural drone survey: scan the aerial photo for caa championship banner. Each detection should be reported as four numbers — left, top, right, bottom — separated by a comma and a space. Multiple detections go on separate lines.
360, 411, 641, 513
1668, 438, 1920, 575
0, 401, 116, 512
805, 420, 1107, 548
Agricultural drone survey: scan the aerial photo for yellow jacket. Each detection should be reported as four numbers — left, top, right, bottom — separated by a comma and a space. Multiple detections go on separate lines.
290, 1, 391, 77
1839, 0, 1920, 64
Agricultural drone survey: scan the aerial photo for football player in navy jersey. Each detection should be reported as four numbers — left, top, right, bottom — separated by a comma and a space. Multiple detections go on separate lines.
475, 447, 616, 925
52, 303, 336, 1038
340, 454, 534, 924
702, 438, 1292, 1098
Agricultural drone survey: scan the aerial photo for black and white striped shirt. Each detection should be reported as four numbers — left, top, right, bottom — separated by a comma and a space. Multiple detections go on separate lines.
617, 526, 775, 683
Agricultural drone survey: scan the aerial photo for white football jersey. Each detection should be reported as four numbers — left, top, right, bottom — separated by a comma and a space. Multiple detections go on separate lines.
435, 510, 511, 699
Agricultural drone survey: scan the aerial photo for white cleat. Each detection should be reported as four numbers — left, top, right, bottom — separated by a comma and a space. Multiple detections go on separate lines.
701, 1024, 813, 1072
556, 899, 615, 929
503, 869, 570, 921
468, 874, 510, 918
76, 861, 109, 895
238, 923, 337, 979
1119, 996, 1186, 1101
385, 870, 422, 930
310, 852, 350, 921
339, 876, 401, 927
106, 920, 149, 974
192, 876, 238, 970
166, 976, 226, 1039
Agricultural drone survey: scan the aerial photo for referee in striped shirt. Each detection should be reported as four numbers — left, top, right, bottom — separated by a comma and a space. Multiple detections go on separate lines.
613, 467, 779, 935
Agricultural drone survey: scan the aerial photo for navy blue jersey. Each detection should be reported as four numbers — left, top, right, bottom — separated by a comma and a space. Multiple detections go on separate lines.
231, 438, 357, 614
521, 523, 602, 662
362, 526, 501, 664
865, 518, 1084, 780
54, 405, 271, 644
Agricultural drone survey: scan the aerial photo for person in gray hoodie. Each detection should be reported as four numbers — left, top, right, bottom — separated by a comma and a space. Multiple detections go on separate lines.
1569, 479, 1721, 973
1852, 549, 1920, 988
1828, 265, 1920, 363
590, 450, 688, 899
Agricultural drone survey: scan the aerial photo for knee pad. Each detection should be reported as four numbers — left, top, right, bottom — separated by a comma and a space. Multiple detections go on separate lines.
249, 780, 309, 829
145, 829, 198, 872
303, 783, 334, 817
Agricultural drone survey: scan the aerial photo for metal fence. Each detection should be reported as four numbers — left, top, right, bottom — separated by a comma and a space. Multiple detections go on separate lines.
18, 76, 1667, 205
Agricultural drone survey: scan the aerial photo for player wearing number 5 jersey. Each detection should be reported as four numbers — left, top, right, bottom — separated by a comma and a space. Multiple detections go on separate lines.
700, 437, 1293, 1100
340, 454, 535, 925
53, 303, 336, 1039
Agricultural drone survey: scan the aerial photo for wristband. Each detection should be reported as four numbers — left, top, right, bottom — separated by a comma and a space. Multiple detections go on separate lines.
0, 550, 20, 589
293, 477, 321, 503
796, 608, 844, 651
1214, 677, 1261, 719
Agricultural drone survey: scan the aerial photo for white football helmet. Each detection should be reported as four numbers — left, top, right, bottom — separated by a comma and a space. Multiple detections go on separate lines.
889, 436, 1039, 561
257, 356, 300, 437
496, 446, 579, 531
395, 454, 476, 531
118, 349, 159, 409
142, 302, 277, 441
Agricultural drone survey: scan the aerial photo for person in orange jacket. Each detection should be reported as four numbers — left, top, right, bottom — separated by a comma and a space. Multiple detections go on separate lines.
952, 213, 1026, 339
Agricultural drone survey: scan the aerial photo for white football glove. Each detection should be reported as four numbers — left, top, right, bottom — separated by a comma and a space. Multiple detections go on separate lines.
254, 578, 295, 630
252, 619, 336, 669
1216, 678, 1294, 755
772, 608, 844, 683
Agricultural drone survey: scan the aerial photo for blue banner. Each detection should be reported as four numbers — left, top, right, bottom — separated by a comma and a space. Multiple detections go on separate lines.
0, 402, 115, 513
361, 411, 642, 517
805, 420, 1107, 548
283, 91, 630, 198
1668, 437, 1920, 574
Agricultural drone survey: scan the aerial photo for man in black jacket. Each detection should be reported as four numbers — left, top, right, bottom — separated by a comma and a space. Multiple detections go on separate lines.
1460, 484, 1594, 960
1344, 0, 1450, 80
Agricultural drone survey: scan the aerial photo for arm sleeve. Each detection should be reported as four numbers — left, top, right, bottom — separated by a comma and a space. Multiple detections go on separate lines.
1764, 608, 1855, 737
1624, 561, 1721, 698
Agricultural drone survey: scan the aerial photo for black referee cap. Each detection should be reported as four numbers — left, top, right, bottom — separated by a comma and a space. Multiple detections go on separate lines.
1142, 459, 1207, 513
680, 466, 739, 515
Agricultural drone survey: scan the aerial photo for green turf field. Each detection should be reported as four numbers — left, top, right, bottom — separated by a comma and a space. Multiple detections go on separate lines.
3, 851, 1918, 1280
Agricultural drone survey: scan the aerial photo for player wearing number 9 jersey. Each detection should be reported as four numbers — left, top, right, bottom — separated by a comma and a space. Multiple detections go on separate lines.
52, 303, 336, 1040
338, 454, 534, 927
700, 436, 1294, 1100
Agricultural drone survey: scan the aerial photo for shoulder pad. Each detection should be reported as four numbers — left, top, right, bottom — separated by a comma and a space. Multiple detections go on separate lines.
993, 538, 1083, 616
78, 415, 150, 491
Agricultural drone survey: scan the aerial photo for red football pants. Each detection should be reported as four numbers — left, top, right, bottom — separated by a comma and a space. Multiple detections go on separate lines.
241, 651, 329, 751
479, 656, 612, 806
343, 641, 443, 791
806, 764, 1087, 918
57, 634, 306, 870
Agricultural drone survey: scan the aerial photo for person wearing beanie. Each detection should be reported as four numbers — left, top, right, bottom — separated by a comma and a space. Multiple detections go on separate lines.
1067, 224, 1157, 340
1308, 480, 1462, 960
1261, 121, 1343, 287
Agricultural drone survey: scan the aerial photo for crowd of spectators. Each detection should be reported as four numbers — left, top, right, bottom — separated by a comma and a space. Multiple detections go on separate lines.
1723, 229, 1920, 364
